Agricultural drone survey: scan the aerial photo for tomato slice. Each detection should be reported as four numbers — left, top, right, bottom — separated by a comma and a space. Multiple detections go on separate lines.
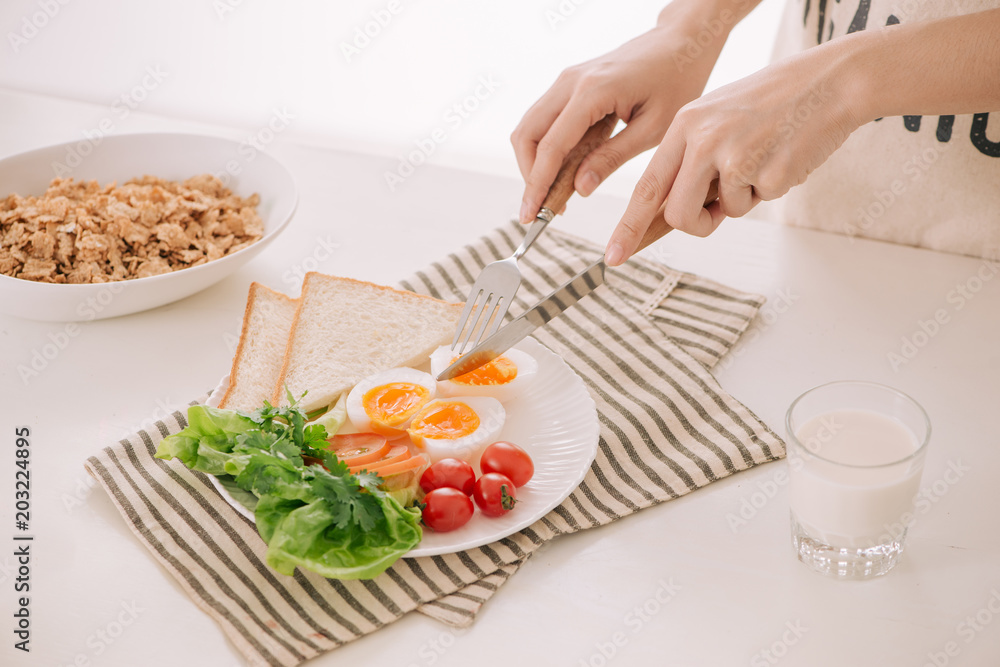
329, 433, 389, 466
363, 453, 427, 478
348, 444, 410, 474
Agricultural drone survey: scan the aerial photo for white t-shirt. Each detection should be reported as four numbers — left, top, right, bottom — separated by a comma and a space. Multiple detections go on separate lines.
771, 0, 1000, 259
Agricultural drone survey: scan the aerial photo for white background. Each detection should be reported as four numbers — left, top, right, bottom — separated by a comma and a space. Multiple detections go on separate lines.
0, 0, 785, 199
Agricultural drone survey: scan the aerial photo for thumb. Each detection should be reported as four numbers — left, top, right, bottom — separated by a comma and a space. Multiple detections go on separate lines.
574, 116, 663, 196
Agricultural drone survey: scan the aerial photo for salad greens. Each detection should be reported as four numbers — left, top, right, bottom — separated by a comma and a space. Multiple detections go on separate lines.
307, 392, 348, 442
154, 392, 422, 580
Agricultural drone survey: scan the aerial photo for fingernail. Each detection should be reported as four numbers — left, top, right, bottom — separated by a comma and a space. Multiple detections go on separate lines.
578, 171, 600, 196
604, 241, 624, 267
519, 201, 531, 224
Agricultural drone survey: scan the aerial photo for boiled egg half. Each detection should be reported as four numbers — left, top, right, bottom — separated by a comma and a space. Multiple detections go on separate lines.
346, 368, 437, 437
429, 345, 538, 403
406, 396, 505, 464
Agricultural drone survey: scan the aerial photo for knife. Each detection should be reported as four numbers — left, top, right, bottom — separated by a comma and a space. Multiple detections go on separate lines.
437, 260, 606, 380
436, 180, 718, 381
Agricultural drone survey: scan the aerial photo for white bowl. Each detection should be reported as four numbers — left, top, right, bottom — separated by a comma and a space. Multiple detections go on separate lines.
0, 133, 298, 321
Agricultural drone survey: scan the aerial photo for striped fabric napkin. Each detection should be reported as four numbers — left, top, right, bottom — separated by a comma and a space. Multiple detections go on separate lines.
85, 221, 784, 667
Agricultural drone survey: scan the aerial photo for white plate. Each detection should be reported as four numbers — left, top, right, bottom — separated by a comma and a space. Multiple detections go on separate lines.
0, 133, 298, 321
206, 337, 600, 558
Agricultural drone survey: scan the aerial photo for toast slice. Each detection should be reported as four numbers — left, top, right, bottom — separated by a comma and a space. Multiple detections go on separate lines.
218, 283, 299, 412
273, 273, 462, 413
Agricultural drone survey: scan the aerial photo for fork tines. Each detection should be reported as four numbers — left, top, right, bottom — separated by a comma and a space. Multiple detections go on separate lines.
451, 289, 507, 355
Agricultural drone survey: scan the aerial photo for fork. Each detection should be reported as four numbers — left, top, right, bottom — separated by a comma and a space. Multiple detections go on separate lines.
451, 114, 618, 354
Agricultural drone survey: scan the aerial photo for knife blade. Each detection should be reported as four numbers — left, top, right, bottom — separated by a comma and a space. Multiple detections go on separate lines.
436, 260, 606, 381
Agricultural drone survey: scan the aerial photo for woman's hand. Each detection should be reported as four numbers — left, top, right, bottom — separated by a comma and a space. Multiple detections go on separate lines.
605, 37, 864, 266
512, 0, 753, 223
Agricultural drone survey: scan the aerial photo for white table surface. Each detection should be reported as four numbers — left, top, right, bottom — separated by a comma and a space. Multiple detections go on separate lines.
1, 89, 998, 667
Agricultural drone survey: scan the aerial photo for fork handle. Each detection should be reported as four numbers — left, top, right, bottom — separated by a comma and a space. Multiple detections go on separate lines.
512, 216, 551, 260
538, 113, 618, 218
515, 114, 618, 260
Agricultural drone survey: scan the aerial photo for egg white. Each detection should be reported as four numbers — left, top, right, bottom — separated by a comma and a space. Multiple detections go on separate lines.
429, 345, 538, 404
346, 368, 437, 435
407, 396, 505, 464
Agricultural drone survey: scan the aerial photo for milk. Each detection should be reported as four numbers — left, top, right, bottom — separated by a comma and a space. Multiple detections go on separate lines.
788, 409, 922, 548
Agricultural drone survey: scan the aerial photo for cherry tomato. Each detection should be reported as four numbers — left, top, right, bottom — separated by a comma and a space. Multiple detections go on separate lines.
422, 488, 474, 532
420, 458, 476, 496
480, 441, 534, 487
473, 473, 518, 518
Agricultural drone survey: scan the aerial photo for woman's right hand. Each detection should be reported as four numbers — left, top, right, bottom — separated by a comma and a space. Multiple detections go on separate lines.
512, 0, 754, 223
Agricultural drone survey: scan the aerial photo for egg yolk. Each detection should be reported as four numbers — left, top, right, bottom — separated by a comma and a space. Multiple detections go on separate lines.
408, 401, 480, 440
362, 382, 430, 428
450, 355, 518, 386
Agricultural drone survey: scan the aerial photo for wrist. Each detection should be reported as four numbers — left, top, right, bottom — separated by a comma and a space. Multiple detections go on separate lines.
657, 0, 756, 42
805, 30, 877, 131
652, 1, 730, 69
820, 23, 911, 128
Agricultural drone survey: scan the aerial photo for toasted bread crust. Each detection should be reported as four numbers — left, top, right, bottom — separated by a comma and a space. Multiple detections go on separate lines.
219, 282, 297, 410
307, 272, 462, 308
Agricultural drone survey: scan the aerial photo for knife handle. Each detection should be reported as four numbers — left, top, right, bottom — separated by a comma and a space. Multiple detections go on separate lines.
634, 179, 720, 253
538, 113, 618, 217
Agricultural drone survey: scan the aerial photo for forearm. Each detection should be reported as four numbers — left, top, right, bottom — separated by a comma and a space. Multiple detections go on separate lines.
839, 9, 1000, 121
657, 0, 764, 32
651, 0, 764, 78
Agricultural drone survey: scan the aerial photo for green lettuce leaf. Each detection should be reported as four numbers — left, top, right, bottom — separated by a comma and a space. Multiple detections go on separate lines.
308, 393, 348, 438
155, 396, 423, 580
215, 474, 260, 512
254, 495, 306, 543
262, 493, 422, 579
154, 405, 258, 475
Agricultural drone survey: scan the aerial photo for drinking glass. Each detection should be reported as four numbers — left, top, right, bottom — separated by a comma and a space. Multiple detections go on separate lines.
786, 381, 931, 579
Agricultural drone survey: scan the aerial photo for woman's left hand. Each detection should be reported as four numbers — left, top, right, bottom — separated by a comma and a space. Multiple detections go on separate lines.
604, 37, 866, 266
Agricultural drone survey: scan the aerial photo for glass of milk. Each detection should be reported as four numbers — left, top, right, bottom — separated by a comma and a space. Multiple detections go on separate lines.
786, 381, 931, 579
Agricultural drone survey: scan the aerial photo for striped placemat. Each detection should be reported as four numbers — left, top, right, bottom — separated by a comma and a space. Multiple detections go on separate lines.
85, 221, 784, 667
